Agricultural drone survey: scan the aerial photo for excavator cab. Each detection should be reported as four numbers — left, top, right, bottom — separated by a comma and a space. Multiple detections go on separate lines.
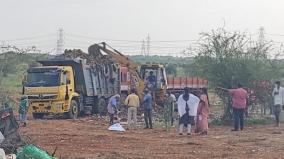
140, 64, 167, 90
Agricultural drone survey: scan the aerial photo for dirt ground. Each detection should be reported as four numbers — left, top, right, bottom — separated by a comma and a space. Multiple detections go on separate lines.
20, 117, 284, 159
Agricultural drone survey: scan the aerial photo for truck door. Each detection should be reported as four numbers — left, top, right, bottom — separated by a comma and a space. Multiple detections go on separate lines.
62, 71, 72, 100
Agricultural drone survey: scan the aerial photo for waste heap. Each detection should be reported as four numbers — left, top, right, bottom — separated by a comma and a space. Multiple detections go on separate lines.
0, 107, 25, 154
57, 44, 115, 66
0, 101, 56, 158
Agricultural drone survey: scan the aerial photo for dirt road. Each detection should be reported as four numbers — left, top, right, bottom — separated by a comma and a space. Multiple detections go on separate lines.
20, 117, 284, 159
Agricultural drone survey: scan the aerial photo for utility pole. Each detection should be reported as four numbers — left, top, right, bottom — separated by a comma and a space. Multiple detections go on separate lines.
56, 28, 64, 54
146, 34, 150, 56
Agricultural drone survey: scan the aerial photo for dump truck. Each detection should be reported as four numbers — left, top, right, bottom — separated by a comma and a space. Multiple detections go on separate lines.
23, 51, 121, 119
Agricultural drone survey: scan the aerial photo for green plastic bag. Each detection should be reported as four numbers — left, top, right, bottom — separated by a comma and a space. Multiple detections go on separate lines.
16, 145, 57, 159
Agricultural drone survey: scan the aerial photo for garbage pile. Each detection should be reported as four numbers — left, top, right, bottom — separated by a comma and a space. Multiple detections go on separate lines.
1, 144, 56, 159
16, 145, 56, 159
58, 43, 115, 66
0, 106, 56, 159
0, 107, 25, 154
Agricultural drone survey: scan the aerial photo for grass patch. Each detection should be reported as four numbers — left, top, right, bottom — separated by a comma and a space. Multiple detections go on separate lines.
210, 117, 274, 126
245, 118, 274, 125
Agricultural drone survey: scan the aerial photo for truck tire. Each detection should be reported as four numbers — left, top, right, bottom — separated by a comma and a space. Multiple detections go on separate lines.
68, 100, 79, 119
32, 113, 44, 119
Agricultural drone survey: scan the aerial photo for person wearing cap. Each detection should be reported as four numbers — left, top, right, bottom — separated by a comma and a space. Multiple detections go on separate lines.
143, 89, 153, 129
107, 94, 120, 126
272, 81, 284, 127
18, 96, 29, 127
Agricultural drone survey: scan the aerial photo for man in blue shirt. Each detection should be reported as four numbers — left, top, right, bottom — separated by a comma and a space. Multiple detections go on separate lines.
143, 89, 153, 129
107, 94, 120, 126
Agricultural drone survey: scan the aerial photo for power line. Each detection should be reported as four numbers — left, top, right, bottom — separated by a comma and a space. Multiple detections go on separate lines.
65, 39, 193, 49
0, 33, 55, 41
65, 39, 196, 48
66, 33, 199, 43
66, 33, 141, 43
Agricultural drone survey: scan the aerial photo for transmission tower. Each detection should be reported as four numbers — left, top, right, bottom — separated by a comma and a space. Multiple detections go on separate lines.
56, 28, 64, 54
258, 27, 265, 46
141, 39, 146, 56
146, 34, 150, 56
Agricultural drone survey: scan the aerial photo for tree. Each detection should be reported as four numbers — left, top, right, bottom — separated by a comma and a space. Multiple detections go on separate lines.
191, 28, 279, 121
0, 52, 48, 98
165, 64, 177, 76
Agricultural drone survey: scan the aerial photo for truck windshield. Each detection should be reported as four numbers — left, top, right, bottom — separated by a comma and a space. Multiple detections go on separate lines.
26, 70, 60, 87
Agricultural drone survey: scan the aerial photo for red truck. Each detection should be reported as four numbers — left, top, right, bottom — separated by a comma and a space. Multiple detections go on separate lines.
166, 76, 208, 95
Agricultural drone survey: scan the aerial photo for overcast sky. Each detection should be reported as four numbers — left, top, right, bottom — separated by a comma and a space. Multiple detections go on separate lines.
1, 0, 284, 55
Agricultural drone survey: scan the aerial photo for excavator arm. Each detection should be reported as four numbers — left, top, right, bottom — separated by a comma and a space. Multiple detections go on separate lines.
88, 42, 145, 98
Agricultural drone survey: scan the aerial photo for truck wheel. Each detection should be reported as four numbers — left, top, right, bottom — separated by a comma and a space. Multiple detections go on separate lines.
68, 100, 79, 119
32, 113, 44, 119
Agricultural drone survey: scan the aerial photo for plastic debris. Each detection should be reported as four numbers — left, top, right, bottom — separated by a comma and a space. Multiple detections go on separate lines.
16, 145, 56, 159
0, 132, 4, 144
0, 148, 5, 159
108, 123, 125, 132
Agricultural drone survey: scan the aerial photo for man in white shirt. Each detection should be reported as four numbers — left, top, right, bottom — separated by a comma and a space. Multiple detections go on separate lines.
177, 88, 200, 135
272, 81, 284, 127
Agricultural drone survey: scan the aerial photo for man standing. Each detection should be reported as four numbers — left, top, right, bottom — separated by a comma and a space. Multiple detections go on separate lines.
143, 89, 153, 129
125, 88, 140, 129
272, 81, 284, 127
107, 94, 120, 126
18, 96, 29, 127
170, 93, 177, 126
177, 87, 200, 135
220, 84, 248, 131
164, 92, 174, 131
